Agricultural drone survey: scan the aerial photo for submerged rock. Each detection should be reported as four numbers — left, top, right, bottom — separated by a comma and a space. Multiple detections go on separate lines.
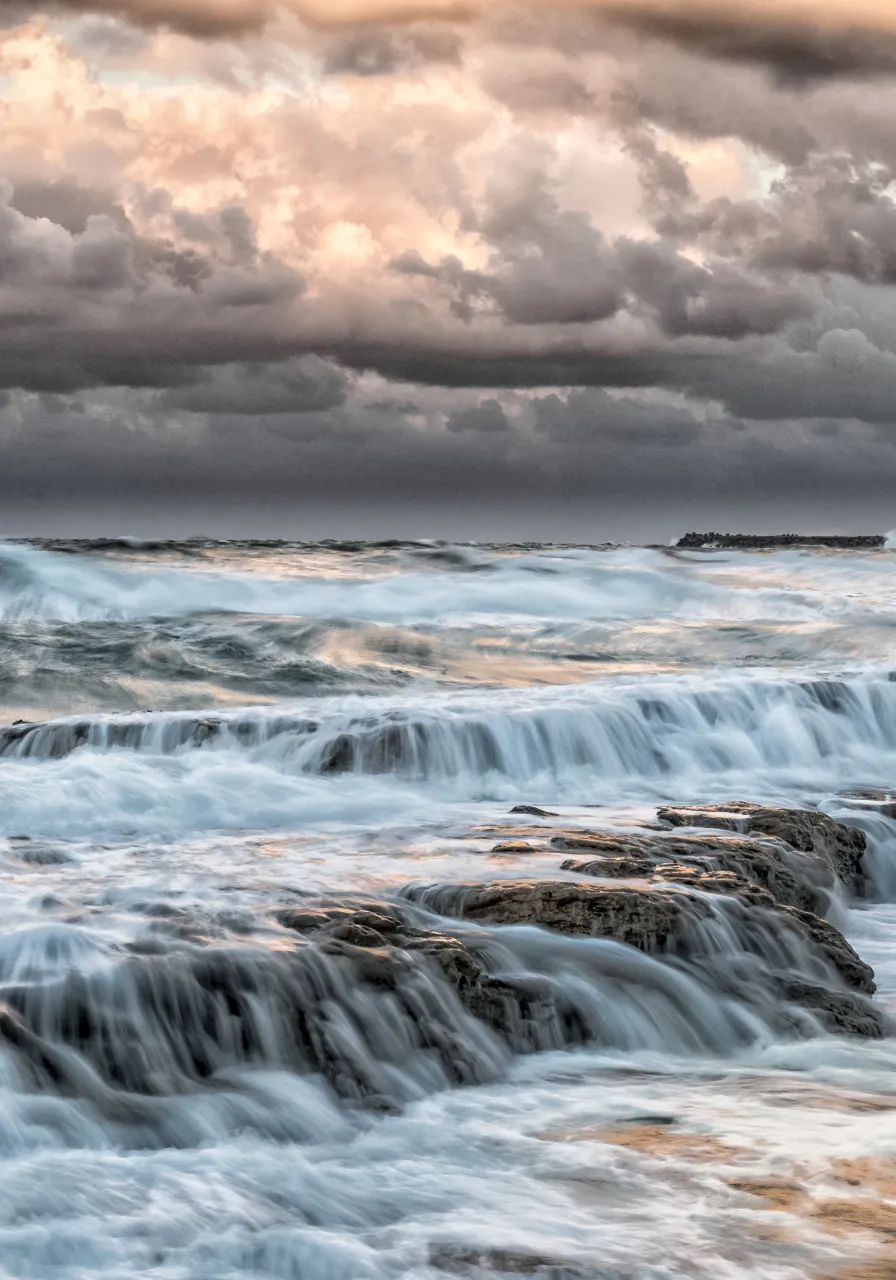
429, 1244, 593, 1277
1, 800, 884, 1123
839, 788, 896, 820
1, 918, 515, 1112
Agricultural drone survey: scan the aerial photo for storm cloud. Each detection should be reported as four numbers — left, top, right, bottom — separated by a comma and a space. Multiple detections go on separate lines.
22, 1, 896, 77
1, 0, 896, 529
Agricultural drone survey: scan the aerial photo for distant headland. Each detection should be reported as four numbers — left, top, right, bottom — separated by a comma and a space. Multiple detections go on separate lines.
676, 532, 887, 550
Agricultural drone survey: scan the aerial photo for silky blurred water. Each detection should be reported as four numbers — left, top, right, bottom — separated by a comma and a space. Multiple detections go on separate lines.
0, 538, 894, 1280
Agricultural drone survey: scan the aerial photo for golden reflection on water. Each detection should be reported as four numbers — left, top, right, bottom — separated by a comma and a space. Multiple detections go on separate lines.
532, 1069, 896, 1274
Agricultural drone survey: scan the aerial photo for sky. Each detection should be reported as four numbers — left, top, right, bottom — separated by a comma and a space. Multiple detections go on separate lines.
3, 0, 896, 538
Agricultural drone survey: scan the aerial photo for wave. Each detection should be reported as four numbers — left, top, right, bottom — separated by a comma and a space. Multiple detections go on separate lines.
0, 614, 415, 715
2, 671, 894, 771
0, 541, 887, 628
3, 674, 896, 840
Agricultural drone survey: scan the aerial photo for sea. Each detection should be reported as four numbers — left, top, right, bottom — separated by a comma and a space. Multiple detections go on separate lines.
0, 536, 894, 1280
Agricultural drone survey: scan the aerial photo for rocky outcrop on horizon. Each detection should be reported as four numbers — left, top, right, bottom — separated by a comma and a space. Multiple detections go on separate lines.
677, 532, 886, 549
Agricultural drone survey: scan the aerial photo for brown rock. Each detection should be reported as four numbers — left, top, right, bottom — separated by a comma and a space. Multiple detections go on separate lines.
554, 828, 828, 913
404, 879, 883, 1038
560, 854, 659, 879
656, 803, 867, 894
420, 880, 705, 952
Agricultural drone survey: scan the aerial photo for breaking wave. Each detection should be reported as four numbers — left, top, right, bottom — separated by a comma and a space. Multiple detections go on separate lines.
2, 674, 896, 839
0, 540, 889, 628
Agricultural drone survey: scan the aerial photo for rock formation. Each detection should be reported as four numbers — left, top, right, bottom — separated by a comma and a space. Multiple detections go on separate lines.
676, 533, 885, 549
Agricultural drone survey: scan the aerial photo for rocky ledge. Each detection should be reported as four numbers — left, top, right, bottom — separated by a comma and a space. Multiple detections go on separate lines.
676, 532, 885, 549
406, 801, 884, 1040
403, 875, 879, 1034
0, 801, 885, 1119
656, 802, 867, 895
485, 802, 868, 910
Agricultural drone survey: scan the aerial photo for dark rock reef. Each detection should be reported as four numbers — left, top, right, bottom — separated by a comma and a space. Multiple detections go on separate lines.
676, 532, 885, 550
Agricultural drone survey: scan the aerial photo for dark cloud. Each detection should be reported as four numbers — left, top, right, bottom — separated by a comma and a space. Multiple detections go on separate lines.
390, 176, 810, 338
39, 0, 275, 37
0, 165, 824, 419
0, 181, 306, 391
446, 398, 511, 433
8, 179, 130, 235
12, 1, 896, 87
315, 322, 896, 431
533, 387, 704, 446
617, 239, 813, 339
5, 4, 896, 525
63, 13, 151, 57
2, 384, 895, 526
599, 4, 896, 80
322, 22, 462, 74
159, 358, 349, 415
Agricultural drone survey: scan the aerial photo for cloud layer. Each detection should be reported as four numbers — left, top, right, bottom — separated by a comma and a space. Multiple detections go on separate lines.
2, 0, 896, 528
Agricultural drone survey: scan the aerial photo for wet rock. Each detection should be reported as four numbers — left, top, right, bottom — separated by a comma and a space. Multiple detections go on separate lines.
654, 867, 783, 908
510, 805, 559, 818
656, 803, 867, 895
16, 844, 73, 867
278, 904, 403, 936
429, 1243, 593, 1277
840, 789, 896, 820
404, 879, 883, 1039
554, 828, 828, 913
780, 907, 875, 993
328, 921, 388, 947
318, 733, 355, 773
565, 860, 781, 909
314, 720, 427, 775
1, 928, 517, 1109
780, 980, 883, 1038
408, 880, 710, 951
0, 711, 318, 762
492, 842, 537, 854
560, 854, 658, 879
554, 856, 876, 996
276, 902, 591, 1064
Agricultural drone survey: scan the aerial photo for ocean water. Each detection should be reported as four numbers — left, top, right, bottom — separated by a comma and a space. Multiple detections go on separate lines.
0, 537, 895, 1279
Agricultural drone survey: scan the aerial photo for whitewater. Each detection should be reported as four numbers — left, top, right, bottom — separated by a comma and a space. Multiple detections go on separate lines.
0, 537, 894, 1280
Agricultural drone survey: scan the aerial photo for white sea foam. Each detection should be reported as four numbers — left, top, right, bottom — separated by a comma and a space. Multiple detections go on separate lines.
1, 673, 896, 841
1, 540, 894, 627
